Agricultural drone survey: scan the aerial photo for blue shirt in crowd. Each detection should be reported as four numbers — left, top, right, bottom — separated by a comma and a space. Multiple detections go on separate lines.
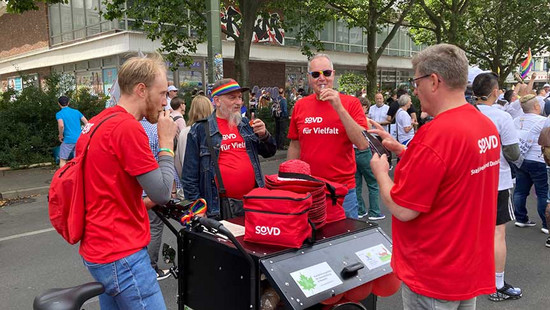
56, 107, 84, 144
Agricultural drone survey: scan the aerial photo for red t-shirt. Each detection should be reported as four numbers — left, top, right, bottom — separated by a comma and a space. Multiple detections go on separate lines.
390, 104, 499, 300
75, 105, 159, 264
288, 94, 369, 188
217, 117, 256, 199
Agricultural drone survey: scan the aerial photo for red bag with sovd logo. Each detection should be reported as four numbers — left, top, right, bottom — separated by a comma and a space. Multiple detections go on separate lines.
243, 188, 314, 248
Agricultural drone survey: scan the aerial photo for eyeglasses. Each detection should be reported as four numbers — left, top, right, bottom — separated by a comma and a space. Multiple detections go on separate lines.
309, 70, 333, 79
412, 74, 431, 88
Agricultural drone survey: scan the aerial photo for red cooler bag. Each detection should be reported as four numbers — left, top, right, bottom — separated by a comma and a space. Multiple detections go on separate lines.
243, 188, 313, 248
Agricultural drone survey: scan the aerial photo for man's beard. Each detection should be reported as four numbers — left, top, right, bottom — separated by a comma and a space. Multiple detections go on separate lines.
144, 94, 160, 123
219, 104, 242, 127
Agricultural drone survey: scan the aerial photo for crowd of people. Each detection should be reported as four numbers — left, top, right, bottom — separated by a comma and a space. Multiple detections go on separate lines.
52, 43, 550, 310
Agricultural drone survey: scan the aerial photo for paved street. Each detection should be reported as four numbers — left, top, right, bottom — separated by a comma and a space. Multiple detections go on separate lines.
1, 155, 549, 309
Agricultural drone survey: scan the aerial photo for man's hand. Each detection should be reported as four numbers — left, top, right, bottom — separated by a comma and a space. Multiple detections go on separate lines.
58, 135, 63, 143
531, 72, 537, 80
157, 110, 177, 150
319, 87, 343, 111
250, 118, 267, 138
370, 153, 389, 178
368, 119, 406, 156
143, 196, 156, 210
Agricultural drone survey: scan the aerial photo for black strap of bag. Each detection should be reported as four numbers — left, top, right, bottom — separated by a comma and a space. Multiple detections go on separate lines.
202, 121, 226, 195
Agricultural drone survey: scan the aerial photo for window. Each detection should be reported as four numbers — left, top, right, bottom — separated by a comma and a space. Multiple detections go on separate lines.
85, 0, 101, 36
320, 20, 334, 42
335, 20, 349, 44
49, 4, 62, 44
349, 27, 362, 53
72, 0, 85, 39
60, 2, 73, 41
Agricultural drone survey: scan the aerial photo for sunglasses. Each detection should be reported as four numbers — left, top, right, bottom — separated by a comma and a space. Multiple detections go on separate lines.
309, 70, 333, 79
362, 131, 391, 158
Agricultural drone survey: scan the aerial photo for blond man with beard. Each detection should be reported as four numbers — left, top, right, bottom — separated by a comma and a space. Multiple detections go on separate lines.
74, 55, 177, 309
182, 78, 277, 219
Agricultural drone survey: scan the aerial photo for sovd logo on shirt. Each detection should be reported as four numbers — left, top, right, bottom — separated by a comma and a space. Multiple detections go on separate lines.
222, 133, 237, 140
305, 117, 323, 124
478, 135, 498, 154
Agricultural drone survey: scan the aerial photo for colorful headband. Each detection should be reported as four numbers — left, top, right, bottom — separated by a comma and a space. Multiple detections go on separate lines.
211, 81, 248, 98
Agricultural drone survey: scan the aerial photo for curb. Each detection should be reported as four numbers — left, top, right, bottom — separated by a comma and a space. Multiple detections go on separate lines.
0, 186, 50, 200
0, 162, 53, 172
0, 154, 286, 200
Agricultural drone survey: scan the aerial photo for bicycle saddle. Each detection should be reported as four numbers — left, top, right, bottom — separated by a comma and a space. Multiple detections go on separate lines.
33, 282, 105, 310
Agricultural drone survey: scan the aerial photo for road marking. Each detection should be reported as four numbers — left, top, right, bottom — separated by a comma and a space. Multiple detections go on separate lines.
0, 227, 55, 242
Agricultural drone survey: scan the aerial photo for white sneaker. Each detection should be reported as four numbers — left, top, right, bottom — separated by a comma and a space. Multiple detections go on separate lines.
541, 228, 549, 234
156, 268, 171, 281
368, 214, 386, 221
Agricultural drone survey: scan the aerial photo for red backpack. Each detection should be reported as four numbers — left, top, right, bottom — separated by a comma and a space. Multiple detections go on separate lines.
48, 113, 118, 244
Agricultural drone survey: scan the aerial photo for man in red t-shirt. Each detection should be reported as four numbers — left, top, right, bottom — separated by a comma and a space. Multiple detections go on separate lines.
75, 55, 177, 309
287, 54, 369, 219
182, 78, 276, 219
370, 44, 500, 307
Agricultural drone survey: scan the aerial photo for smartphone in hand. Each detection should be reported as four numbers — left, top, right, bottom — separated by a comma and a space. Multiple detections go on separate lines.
362, 131, 391, 158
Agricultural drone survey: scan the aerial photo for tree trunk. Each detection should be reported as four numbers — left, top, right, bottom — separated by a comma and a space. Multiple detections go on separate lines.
365, 5, 378, 101
234, 0, 259, 90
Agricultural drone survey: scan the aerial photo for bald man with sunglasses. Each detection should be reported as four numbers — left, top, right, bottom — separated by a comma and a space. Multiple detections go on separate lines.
287, 54, 369, 219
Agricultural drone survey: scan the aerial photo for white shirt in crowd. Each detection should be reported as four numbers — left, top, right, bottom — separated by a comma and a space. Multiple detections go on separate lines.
477, 105, 519, 190
514, 113, 546, 163
536, 96, 546, 114
504, 99, 524, 119
368, 104, 390, 132
395, 108, 414, 143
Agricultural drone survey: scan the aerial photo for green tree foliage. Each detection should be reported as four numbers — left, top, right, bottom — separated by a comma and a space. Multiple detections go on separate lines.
462, 0, 550, 85
409, 0, 550, 86
407, 0, 469, 45
102, 0, 281, 91
4, 0, 65, 14
280, 0, 414, 100
102, 0, 208, 69
0, 74, 106, 168
338, 72, 367, 95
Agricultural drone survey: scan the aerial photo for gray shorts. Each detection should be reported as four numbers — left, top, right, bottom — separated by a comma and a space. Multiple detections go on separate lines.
402, 283, 476, 310
59, 142, 76, 160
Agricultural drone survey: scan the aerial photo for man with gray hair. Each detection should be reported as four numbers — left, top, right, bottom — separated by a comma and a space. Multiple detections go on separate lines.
287, 54, 369, 219
182, 78, 276, 219
513, 94, 548, 235
395, 94, 415, 144
370, 44, 500, 308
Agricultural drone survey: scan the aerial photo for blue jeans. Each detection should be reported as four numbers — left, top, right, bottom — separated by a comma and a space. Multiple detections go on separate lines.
513, 160, 548, 229
83, 248, 166, 310
342, 188, 359, 219
354, 148, 381, 217
547, 166, 550, 204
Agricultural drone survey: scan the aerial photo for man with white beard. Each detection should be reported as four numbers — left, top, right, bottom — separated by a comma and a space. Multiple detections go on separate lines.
182, 78, 277, 219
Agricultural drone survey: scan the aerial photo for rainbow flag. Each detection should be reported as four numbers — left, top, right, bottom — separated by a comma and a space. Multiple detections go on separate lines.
520, 48, 534, 79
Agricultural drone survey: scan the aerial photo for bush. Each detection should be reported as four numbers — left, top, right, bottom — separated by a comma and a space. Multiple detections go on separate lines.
0, 74, 107, 168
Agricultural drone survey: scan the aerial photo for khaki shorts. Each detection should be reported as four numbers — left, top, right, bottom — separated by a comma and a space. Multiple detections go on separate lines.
402, 283, 476, 310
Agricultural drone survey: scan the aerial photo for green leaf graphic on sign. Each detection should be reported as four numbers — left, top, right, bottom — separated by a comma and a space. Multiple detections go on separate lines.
297, 274, 316, 290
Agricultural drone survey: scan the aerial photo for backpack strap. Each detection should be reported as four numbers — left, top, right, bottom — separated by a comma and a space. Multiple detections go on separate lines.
81, 113, 120, 208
